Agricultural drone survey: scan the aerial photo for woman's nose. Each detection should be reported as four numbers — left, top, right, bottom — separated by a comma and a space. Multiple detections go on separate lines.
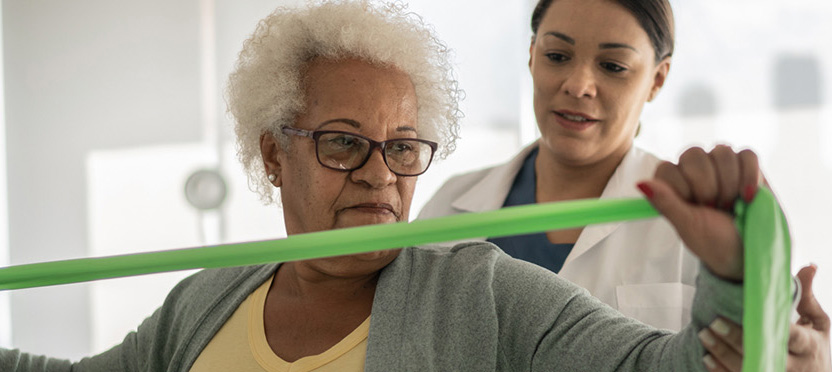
561, 64, 597, 99
350, 149, 397, 188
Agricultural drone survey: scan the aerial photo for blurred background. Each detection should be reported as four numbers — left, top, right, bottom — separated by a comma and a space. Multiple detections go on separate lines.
0, 0, 829, 360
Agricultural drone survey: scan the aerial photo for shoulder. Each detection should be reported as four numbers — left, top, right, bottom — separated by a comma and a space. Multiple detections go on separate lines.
147, 264, 276, 334
403, 243, 583, 297
417, 166, 497, 219
94, 264, 276, 370
627, 146, 666, 174
157, 265, 276, 326
419, 142, 539, 219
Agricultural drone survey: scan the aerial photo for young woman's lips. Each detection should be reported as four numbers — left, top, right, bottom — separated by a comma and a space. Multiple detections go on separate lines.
553, 110, 599, 131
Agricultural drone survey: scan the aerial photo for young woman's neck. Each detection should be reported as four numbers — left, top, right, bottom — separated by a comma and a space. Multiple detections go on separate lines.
534, 145, 630, 204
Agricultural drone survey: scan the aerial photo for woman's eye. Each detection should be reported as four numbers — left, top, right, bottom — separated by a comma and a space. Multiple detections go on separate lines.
545, 53, 569, 63
329, 135, 359, 148
600, 62, 627, 73
391, 142, 414, 153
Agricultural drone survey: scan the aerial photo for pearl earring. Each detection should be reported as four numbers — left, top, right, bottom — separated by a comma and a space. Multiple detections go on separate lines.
268, 174, 276, 182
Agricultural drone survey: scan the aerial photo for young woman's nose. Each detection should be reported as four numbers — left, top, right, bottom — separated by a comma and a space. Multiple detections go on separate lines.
561, 64, 597, 99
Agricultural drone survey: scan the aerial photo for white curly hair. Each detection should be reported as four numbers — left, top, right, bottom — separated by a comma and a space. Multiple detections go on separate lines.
226, 0, 463, 204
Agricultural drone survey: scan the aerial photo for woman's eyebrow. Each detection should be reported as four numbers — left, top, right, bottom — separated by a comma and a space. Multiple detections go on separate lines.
599, 42, 638, 52
543, 31, 575, 45
542, 31, 638, 53
317, 118, 361, 129
396, 126, 417, 134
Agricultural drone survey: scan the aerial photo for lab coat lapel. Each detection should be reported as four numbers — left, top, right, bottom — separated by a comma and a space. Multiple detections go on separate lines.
563, 147, 654, 266
451, 142, 539, 213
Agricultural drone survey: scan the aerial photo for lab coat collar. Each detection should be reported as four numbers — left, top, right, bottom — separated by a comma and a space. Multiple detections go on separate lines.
448, 142, 658, 266
564, 146, 658, 266
451, 141, 540, 213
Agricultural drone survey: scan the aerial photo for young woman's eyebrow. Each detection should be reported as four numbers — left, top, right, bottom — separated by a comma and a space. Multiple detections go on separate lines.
543, 31, 575, 45
599, 42, 638, 52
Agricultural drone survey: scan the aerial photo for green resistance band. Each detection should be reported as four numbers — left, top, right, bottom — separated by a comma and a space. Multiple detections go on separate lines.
736, 187, 791, 372
0, 198, 656, 289
0, 192, 791, 370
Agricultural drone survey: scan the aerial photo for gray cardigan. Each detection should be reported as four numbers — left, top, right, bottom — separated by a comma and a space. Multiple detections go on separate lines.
2, 242, 742, 371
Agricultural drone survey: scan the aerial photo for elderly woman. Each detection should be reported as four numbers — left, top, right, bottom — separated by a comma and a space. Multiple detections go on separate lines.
1, 1, 777, 371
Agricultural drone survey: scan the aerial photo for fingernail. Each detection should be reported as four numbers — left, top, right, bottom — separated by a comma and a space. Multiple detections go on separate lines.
703, 354, 718, 370
637, 182, 654, 199
743, 184, 756, 203
710, 318, 730, 337
698, 328, 716, 347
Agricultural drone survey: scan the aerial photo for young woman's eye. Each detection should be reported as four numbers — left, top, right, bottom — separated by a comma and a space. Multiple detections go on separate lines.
600, 62, 627, 73
545, 53, 569, 63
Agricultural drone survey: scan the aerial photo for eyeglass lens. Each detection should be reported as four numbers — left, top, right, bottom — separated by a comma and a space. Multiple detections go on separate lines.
316, 132, 433, 175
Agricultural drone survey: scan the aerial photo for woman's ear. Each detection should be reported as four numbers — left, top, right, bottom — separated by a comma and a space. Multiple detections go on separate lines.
528, 37, 536, 70
648, 57, 672, 102
260, 132, 283, 187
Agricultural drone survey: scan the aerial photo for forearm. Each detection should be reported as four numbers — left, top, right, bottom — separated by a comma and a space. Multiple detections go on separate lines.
529, 265, 742, 371
0, 349, 72, 372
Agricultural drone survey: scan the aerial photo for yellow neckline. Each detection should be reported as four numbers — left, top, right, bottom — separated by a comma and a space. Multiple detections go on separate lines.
248, 275, 371, 371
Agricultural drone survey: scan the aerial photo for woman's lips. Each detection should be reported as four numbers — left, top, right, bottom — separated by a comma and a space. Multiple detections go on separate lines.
553, 110, 599, 131
347, 203, 397, 217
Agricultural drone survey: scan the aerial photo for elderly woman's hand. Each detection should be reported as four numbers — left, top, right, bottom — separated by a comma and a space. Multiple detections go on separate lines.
697, 265, 831, 372
637, 145, 759, 281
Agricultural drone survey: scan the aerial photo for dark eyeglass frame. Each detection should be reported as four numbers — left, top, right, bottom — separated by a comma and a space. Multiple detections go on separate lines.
281, 126, 438, 177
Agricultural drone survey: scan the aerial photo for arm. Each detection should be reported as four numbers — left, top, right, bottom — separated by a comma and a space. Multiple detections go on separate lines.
0, 265, 270, 372
503, 261, 742, 372
0, 328, 136, 372
1, 352, 72, 372
508, 147, 762, 370
0, 292, 175, 372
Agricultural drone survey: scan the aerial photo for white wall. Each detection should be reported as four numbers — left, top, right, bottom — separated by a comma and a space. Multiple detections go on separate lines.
0, 0, 11, 349
3, 0, 203, 359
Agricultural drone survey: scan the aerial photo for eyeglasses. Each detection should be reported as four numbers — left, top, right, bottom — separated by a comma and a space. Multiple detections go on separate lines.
282, 126, 438, 177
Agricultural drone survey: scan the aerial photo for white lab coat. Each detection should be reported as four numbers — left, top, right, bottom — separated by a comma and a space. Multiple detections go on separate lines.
418, 142, 699, 331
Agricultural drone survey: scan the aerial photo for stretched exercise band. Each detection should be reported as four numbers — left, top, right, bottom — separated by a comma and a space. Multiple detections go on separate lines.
736, 188, 791, 372
0, 190, 791, 371
0, 197, 657, 289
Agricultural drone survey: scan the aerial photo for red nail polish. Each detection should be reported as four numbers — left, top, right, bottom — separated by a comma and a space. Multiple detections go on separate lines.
706, 201, 716, 208
743, 185, 756, 203
637, 182, 654, 199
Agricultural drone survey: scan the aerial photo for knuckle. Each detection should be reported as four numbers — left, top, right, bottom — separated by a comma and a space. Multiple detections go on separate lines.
711, 146, 736, 164
680, 147, 707, 162
711, 144, 733, 156
738, 148, 758, 161
654, 161, 676, 178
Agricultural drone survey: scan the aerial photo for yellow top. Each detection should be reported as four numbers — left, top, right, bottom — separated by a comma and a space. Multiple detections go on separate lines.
191, 274, 370, 372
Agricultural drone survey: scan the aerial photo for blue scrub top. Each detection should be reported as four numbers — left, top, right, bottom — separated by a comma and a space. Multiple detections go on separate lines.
486, 147, 575, 273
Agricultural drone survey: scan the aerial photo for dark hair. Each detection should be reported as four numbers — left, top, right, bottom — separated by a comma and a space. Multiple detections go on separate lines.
530, 0, 674, 62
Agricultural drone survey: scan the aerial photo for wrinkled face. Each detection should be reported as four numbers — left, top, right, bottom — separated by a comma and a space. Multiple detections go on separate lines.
260, 58, 418, 274
267, 57, 419, 234
529, 0, 669, 166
